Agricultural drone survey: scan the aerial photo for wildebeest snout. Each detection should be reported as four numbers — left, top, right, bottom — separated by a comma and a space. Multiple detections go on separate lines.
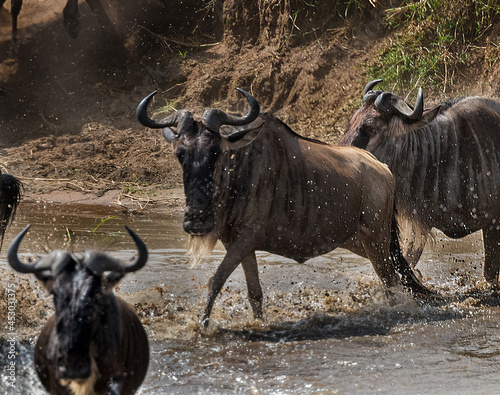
183, 211, 214, 235
57, 355, 91, 380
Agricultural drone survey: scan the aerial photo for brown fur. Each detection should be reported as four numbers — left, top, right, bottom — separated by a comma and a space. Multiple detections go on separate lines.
199, 113, 428, 323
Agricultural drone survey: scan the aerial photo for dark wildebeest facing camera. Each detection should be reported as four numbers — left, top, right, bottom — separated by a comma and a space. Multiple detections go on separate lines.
7, 225, 149, 394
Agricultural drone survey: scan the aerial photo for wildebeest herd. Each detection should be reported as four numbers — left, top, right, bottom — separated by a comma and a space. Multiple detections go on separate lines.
4, 80, 500, 393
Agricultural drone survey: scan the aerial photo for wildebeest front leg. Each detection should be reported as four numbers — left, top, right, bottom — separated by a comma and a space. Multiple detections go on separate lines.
201, 243, 254, 327
241, 253, 263, 320
5, 0, 22, 52
483, 227, 500, 287
11, 0, 22, 37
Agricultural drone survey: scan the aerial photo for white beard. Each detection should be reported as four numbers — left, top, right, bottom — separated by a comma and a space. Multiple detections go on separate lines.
187, 232, 218, 268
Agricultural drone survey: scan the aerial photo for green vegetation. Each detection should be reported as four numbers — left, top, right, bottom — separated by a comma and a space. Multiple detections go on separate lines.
368, 0, 500, 94
276, 0, 375, 43
92, 216, 117, 233
123, 185, 138, 194
155, 98, 178, 116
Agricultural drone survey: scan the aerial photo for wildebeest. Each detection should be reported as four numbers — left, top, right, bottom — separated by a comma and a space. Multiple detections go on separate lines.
340, 79, 500, 287
0, 0, 22, 49
63, 0, 116, 39
137, 88, 430, 327
0, 169, 22, 250
8, 225, 149, 394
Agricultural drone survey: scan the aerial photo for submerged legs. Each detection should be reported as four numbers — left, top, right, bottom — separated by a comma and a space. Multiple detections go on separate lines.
483, 227, 500, 287
201, 242, 255, 327
241, 253, 263, 320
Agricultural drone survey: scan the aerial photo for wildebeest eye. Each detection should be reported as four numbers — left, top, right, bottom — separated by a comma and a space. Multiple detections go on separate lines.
176, 148, 186, 163
350, 123, 372, 149
359, 123, 372, 136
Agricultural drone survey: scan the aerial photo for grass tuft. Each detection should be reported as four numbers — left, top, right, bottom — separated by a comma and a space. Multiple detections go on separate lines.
368, 0, 500, 94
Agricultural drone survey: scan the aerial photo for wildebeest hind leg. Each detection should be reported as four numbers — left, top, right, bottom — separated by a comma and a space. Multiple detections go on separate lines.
354, 204, 401, 289
241, 253, 263, 320
483, 227, 500, 287
201, 243, 255, 327
360, 231, 400, 289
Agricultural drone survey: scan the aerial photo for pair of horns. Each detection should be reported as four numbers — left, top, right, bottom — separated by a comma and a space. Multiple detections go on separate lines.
136, 88, 260, 135
363, 79, 424, 121
8, 225, 148, 277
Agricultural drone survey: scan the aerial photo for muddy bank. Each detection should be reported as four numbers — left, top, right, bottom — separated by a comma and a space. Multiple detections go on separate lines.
3, 121, 185, 213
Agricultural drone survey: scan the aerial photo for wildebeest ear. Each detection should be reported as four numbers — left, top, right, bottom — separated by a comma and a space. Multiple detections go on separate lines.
405, 104, 441, 129
102, 272, 125, 289
37, 275, 55, 291
220, 118, 265, 152
162, 127, 177, 143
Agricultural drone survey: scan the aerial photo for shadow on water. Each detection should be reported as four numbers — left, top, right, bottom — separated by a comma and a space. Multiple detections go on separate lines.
220, 305, 464, 343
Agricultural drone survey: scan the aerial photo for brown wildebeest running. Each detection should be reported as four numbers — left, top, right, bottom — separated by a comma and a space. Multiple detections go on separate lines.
340, 79, 500, 288
137, 88, 431, 328
8, 225, 149, 394
0, 169, 22, 250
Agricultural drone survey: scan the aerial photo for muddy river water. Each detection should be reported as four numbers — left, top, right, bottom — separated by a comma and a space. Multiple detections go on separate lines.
1, 201, 500, 394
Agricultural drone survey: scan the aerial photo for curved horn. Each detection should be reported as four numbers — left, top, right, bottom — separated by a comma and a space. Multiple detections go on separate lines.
7, 225, 68, 275
85, 226, 148, 275
203, 88, 260, 132
407, 87, 424, 120
136, 91, 194, 132
8, 225, 37, 273
136, 91, 165, 128
363, 79, 383, 96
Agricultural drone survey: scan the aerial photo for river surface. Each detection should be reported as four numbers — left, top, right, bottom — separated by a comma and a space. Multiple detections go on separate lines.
1, 201, 500, 394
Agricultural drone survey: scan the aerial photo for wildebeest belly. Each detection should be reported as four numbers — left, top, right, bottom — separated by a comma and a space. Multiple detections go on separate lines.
433, 212, 500, 239
258, 229, 347, 263
256, 194, 363, 263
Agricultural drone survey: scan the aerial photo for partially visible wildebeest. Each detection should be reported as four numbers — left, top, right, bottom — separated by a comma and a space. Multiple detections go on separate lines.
1, 0, 116, 49
0, 0, 22, 49
63, 0, 116, 39
0, 169, 22, 250
8, 225, 149, 394
137, 88, 430, 327
340, 79, 500, 287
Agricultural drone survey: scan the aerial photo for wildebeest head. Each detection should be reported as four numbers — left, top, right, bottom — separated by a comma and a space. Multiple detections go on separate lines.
137, 88, 260, 235
341, 79, 441, 149
7, 225, 147, 381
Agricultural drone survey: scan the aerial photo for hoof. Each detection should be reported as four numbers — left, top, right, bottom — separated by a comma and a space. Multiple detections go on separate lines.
199, 317, 219, 336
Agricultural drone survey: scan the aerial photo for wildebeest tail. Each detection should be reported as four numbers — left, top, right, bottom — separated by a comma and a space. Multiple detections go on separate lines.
0, 174, 22, 249
390, 209, 433, 297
